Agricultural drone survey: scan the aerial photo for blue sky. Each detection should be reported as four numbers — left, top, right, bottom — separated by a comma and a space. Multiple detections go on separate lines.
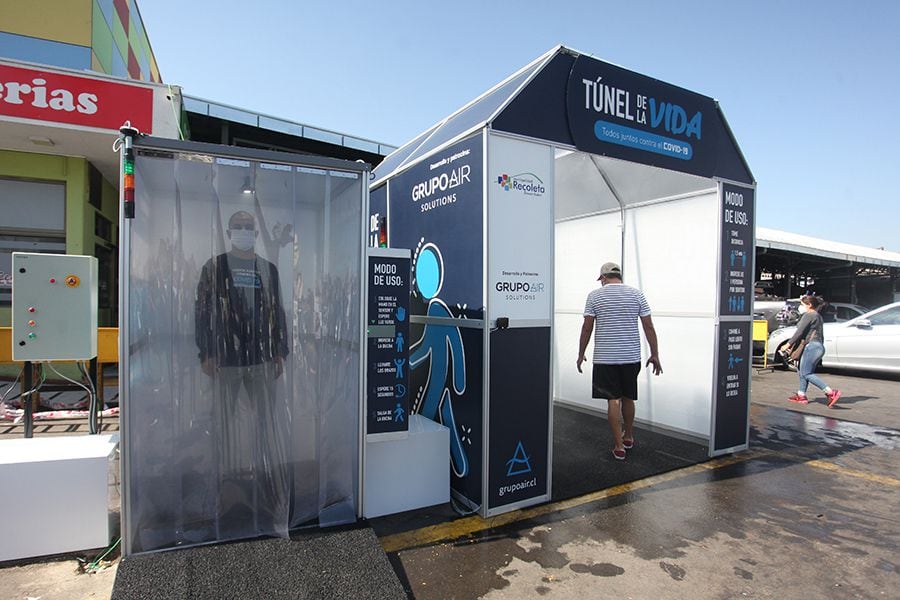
138, 1, 900, 251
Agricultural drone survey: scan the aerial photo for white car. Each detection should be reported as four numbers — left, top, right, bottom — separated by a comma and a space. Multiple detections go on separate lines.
767, 301, 900, 373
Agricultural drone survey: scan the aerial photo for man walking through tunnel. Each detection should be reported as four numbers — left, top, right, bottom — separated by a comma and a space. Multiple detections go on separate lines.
577, 262, 663, 460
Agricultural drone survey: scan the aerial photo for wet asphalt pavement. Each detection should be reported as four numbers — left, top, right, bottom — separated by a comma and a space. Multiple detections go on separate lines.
1, 368, 896, 599
381, 367, 900, 599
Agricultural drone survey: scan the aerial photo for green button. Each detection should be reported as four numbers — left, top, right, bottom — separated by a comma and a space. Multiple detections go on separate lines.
28, 333, 36, 339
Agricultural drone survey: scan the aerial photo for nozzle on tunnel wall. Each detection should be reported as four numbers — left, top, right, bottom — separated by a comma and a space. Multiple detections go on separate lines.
496, 317, 509, 330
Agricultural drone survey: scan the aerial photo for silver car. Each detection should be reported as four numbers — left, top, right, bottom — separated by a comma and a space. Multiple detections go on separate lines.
775, 299, 869, 327
767, 301, 900, 373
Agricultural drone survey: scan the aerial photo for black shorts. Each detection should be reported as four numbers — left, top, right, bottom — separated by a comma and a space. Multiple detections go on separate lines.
592, 362, 641, 401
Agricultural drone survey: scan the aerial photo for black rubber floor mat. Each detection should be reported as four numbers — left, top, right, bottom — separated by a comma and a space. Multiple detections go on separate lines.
112, 525, 405, 600
552, 404, 710, 501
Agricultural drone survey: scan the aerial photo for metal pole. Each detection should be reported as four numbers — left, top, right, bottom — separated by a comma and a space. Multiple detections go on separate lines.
117, 122, 137, 555
23, 361, 33, 438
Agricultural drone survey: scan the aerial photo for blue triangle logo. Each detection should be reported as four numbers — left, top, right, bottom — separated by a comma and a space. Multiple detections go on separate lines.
506, 441, 532, 476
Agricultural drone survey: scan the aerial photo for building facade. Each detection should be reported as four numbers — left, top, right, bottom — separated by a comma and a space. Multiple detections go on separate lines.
0, 0, 394, 327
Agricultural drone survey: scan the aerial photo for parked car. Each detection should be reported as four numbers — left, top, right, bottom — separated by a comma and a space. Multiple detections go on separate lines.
767, 301, 900, 373
775, 299, 869, 327
754, 295, 788, 333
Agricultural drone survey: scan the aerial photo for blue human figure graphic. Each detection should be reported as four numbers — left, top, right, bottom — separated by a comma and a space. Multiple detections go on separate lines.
409, 243, 469, 478
394, 402, 405, 423
394, 357, 406, 378
395, 331, 405, 353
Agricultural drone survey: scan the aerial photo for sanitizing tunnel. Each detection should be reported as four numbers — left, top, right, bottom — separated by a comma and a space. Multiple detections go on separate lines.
371, 46, 756, 517
119, 138, 368, 554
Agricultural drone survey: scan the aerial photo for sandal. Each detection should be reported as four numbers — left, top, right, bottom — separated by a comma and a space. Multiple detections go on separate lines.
612, 448, 626, 460
623, 437, 634, 449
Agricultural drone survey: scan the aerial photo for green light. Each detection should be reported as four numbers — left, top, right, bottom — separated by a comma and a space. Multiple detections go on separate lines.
123, 159, 134, 175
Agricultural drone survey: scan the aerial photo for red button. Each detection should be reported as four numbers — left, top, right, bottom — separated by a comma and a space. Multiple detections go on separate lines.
28, 320, 36, 327
28, 307, 35, 313
49, 278, 56, 284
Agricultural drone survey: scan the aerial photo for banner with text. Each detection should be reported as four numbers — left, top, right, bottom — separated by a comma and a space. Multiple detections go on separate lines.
366, 249, 411, 436
0, 62, 154, 133
387, 133, 485, 505
719, 184, 755, 317
487, 134, 554, 323
712, 182, 755, 453
566, 55, 719, 179
713, 320, 751, 452
487, 327, 551, 512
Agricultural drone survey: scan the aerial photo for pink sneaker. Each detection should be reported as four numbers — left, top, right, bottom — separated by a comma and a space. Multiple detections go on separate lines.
826, 389, 842, 408
788, 394, 809, 404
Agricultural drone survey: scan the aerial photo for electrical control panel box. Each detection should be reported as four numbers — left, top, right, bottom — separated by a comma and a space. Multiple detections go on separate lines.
11, 252, 98, 361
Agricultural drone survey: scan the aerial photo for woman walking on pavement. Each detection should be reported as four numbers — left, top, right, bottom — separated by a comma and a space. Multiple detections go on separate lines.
785, 295, 842, 407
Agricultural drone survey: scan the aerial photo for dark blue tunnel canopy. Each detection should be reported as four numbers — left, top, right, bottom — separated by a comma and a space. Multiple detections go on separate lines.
373, 46, 753, 186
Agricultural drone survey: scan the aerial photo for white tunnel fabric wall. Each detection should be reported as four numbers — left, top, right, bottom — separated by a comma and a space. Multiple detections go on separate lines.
623, 192, 720, 438
123, 146, 363, 554
552, 153, 720, 440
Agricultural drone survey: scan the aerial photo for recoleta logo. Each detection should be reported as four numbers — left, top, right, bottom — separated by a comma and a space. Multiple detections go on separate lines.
496, 172, 546, 197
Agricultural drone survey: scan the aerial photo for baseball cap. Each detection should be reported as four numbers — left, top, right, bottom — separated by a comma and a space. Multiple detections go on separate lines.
597, 262, 622, 280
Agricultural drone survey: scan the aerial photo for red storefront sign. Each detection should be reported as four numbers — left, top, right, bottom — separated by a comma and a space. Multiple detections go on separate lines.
0, 63, 153, 133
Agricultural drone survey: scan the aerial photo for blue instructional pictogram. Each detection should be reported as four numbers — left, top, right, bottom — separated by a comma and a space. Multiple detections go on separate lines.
394, 357, 406, 379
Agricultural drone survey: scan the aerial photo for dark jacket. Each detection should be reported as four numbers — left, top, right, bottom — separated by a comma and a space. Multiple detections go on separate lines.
788, 311, 824, 348
195, 252, 289, 367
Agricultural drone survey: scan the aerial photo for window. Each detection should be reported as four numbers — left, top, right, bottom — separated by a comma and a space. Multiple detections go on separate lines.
95, 213, 113, 241
89, 163, 103, 209
0, 235, 67, 304
0, 178, 66, 304
836, 306, 860, 321
0, 178, 65, 231
867, 306, 900, 326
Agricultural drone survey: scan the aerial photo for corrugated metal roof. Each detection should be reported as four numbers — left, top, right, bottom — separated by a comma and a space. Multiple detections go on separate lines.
183, 96, 397, 157
757, 227, 900, 268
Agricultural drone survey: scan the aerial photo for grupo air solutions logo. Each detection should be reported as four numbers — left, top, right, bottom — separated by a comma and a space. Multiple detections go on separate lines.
496, 172, 546, 197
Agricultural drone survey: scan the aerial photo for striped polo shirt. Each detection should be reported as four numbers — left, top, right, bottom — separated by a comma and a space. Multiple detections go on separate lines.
583, 283, 651, 364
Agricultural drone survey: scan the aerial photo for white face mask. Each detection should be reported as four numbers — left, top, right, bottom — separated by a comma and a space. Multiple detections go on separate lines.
229, 229, 256, 252
797, 303, 809, 314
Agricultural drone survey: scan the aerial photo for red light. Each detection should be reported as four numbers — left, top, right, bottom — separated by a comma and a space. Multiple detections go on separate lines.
49, 278, 56, 284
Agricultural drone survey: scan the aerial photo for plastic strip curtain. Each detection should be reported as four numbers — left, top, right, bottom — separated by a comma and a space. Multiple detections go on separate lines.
124, 150, 361, 553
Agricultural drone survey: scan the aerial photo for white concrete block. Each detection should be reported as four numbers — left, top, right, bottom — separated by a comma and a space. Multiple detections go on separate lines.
0, 434, 118, 562
363, 414, 449, 518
